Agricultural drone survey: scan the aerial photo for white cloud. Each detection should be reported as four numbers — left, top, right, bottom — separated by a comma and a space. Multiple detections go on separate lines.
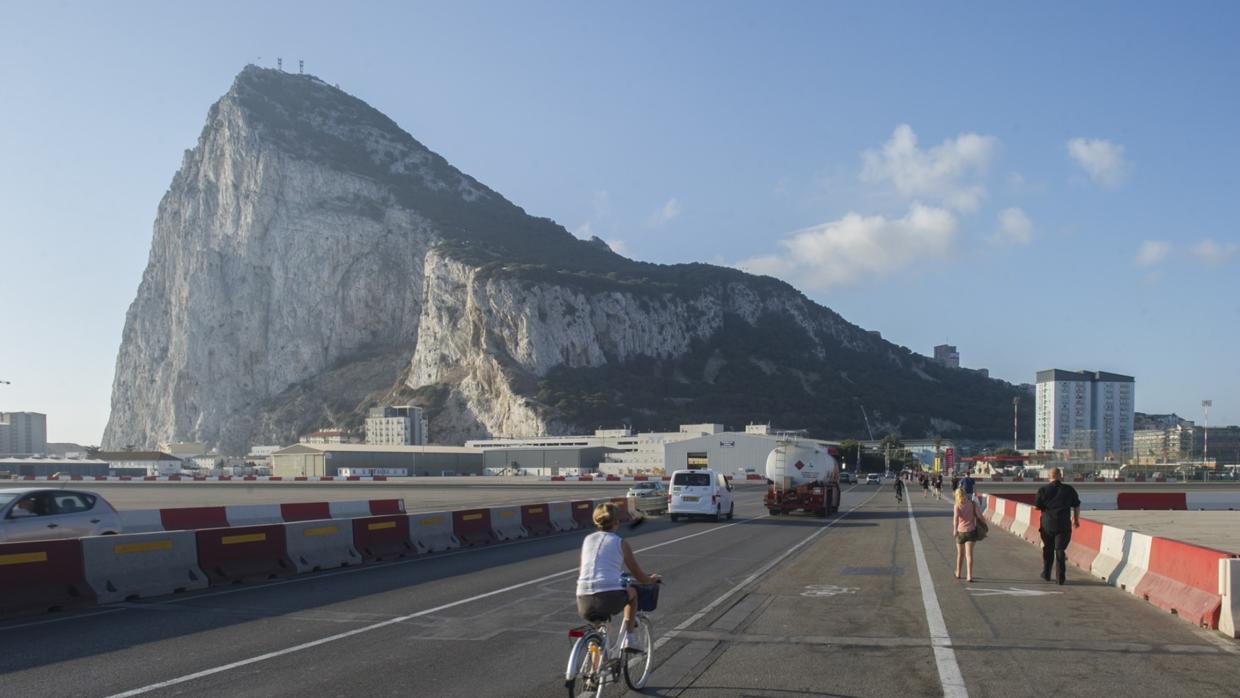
991, 207, 1033, 245
1135, 240, 1171, 267
1190, 238, 1239, 267
1067, 137, 1130, 189
860, 124, 998, 212
573, 222, 597, 239
647, 197, 681, 226
738, 204, 958, 289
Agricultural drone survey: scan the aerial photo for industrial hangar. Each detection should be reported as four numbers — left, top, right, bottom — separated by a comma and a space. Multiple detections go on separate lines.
270, 444, 485, 477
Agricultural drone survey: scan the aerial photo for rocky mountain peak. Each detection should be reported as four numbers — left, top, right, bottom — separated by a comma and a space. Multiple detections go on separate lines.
104, 66, 1032, 455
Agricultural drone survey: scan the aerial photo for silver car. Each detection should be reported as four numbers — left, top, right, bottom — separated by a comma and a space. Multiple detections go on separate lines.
625, 481, 668, 498
0, 488, 122, 542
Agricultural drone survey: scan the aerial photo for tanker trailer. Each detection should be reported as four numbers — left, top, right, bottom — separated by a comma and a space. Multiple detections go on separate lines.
764, 441, 841, 517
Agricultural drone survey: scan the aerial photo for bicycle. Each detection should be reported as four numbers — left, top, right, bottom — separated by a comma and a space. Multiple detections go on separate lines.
565, 575, 659, 697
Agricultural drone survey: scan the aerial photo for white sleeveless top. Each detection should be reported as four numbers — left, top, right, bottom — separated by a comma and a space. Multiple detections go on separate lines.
576, 531, 624, 595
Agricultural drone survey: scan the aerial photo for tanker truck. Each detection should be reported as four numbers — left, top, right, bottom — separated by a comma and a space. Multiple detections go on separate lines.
764, 440, 842, 517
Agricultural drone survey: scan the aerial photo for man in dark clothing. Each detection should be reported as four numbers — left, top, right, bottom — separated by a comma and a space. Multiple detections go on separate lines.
1034, 467, 1081, 585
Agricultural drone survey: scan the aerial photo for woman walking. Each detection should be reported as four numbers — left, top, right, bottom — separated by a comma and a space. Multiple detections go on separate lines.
952, 486, 981, 581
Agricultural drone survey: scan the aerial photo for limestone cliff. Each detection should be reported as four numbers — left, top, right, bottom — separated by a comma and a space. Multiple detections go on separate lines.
105, 66, 1030, 453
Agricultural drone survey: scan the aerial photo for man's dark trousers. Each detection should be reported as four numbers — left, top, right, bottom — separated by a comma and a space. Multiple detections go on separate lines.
1040, 528, 1072, 583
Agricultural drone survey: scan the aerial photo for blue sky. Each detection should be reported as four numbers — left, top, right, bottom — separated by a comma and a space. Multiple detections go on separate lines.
1, 2, 1237, 444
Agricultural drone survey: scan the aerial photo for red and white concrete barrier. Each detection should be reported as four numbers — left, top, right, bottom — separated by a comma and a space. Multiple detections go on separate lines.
982, 493, 1239, 635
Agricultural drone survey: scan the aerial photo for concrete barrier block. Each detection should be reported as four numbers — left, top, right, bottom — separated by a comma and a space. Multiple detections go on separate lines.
119, 509, 165, 533
1133, 537, 1233, 627
352, 515, 415, 561
409, 512, 460, 553
328, 500, 372, 519
196, 524, 295, 585
1115, 532, 1153, 593
571, 500, 596, 529
0, 539, 97, 615
1219, 559, 1240, 638
548, 502, 578, 532
161, 506, 229, 531
452, 509, 496, 547
225, 504, 284, 527
1092, 525, 1131, 583
520, 504, 555, 536
82, 530, 207, 603
285, 519, 361, 573
490, 506, 528, 541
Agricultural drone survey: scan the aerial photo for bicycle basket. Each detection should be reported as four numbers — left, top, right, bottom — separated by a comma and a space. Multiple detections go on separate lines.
634, 583, 660, 612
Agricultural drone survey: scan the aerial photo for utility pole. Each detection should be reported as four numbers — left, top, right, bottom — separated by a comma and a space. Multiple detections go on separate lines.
1203, 400, 1212, 473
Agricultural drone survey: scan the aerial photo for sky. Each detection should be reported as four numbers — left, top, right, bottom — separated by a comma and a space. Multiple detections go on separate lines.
1, 1, 1237, 445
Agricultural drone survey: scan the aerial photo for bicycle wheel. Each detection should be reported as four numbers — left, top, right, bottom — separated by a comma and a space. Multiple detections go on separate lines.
622, 616, 654, 690
566, 634, 606, 698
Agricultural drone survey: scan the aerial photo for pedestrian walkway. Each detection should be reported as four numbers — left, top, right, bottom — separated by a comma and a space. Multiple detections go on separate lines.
660, 486, 1240, 697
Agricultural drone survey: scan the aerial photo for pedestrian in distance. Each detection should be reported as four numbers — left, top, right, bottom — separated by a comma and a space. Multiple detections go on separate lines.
952, 486, 981, 581
1034, 467, 1081, 585
894, 477, 903, 503
961, 470, 976, 497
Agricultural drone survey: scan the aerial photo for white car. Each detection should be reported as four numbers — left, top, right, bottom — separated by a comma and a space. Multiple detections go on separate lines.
668, 468, 734, 522
865, 473, 881, 485
0, 488, 122, 542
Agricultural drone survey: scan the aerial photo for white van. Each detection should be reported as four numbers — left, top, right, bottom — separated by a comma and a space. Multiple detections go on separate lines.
668, 468, 734, 522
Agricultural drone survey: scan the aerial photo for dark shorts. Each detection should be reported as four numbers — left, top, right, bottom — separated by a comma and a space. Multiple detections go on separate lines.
577, 590, 630, 621
955, 530, 978, 544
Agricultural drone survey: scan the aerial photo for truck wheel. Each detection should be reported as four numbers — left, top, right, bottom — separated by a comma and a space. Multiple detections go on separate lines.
817, 507, 828, 518
768, 509, 781, 516
727, 503, 734, 520
669, 513, 680, 522
713, 505, 722, 523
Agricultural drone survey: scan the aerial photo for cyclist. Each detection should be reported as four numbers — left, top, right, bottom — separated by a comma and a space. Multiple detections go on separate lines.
893, 477, 904, 503
576, 502, 661, 652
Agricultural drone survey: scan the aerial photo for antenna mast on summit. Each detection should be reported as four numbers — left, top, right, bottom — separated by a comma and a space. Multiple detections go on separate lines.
299, 59, 304, 74
277, 57, 283, 71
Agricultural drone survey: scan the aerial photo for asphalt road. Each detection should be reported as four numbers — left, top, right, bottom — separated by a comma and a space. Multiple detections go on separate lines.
4, 484, 1240, 697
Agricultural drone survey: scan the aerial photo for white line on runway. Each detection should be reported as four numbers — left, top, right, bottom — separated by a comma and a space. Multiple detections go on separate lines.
103, 512, 764, 697
906, 491, 968, 698
650, 486, 879, 654
0, 607, 126, 630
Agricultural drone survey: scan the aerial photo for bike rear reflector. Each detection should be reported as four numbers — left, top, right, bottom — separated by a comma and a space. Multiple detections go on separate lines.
568, 629, 585, 637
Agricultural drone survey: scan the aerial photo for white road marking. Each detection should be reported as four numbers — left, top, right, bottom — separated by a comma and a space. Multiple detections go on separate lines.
0, 607, 126, 630
650, 488, 880, 653
800, 584, 858, 598
906, 492, 968, 697
103, 511, 763, 697
968, 587, 1063, 598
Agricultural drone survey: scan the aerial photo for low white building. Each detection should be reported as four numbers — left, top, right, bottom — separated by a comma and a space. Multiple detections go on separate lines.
97, 451, 183, 476
468, 424, 729, 475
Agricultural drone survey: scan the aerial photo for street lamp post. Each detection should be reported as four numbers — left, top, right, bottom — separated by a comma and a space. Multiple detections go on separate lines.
1203, 400, 1212, 474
